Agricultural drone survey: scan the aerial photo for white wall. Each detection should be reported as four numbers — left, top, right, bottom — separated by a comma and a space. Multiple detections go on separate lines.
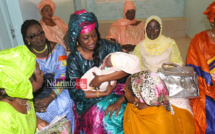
18, 0, 75, 24
184, 0, 214, 38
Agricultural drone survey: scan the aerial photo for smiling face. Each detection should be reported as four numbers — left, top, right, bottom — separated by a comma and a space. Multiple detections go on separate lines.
25, 24, 46, 47
41, 5, 53, 20
146, 19, 161, 40
126, 9, 135, 21
77, 28, 98, 51
32, 62, 44, 92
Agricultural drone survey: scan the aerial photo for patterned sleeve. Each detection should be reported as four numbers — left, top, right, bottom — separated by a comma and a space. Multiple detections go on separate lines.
133, 45, 143, 70
170, 40, 184, 65
53, 45, 68, 95
66, 54, 87, 102
102, 39, 122, 53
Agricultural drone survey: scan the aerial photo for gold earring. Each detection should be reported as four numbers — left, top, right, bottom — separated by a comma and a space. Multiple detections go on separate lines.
133, 102, 138, 107
28, 42, 31, 45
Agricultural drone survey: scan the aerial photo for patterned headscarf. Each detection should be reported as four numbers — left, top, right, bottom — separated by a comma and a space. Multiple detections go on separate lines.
0, 45, 36, 99
37, 0, 56, 14
203, 1, 215, 23
68, 9, 98, 52
123, 1, 136, 19
131, 71, 172, 113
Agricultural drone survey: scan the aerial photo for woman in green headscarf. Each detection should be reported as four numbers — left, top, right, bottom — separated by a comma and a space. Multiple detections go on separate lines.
0, 45, 46, 133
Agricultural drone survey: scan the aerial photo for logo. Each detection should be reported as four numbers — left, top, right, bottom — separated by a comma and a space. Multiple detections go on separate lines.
76, 79, 87, 89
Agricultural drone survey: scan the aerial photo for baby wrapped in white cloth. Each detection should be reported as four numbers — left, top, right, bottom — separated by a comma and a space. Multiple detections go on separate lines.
81, 52, 141, 91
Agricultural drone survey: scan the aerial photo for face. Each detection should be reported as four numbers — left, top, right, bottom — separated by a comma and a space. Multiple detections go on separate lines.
125, 9, 135, 21
103, 55, 113, 68
32, 62, 44, 92
41, 5, 53, 20
25, 24, 46, 47
78, 29, 98, 51
146, 19, 161, 40
124, 77, 135, 103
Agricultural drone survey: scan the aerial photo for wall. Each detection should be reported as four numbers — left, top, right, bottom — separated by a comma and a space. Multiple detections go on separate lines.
184, 0, 214, 38
18, 0, 75, 24
81, 0, 185, 20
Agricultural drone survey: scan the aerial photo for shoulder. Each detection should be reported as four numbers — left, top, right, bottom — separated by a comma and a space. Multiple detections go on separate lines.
99, 39, 122, 51
193, 31, 207, 39
0, 102, 16, 119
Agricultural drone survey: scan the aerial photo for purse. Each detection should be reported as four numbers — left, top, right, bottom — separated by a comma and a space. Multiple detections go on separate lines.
157, 63, 199, 98
36, 118, 71, 134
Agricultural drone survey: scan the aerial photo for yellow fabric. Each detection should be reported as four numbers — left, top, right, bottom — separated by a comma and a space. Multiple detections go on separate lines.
0, 101, 36, 134
133, 15, 183, 71
0, 45, 36, 99
123, 103, 195, 134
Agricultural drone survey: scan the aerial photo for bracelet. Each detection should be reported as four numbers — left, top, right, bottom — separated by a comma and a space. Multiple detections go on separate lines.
50, 94, 56, 99
96, 91, 100, 98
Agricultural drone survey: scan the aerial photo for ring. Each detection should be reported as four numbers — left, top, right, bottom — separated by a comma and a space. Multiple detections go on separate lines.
90, 86, 94, 89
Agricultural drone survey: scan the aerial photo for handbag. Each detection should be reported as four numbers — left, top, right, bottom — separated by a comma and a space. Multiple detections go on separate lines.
157, 63, 199, 98
36, 118, 71, 134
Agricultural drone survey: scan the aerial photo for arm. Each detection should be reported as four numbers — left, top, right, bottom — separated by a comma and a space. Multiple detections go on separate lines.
53, 45, 68, 95
36, 116, 49, 130
0, 112, 17, 133
133, 45, 143, 70
170, 40, 184, 65
89, 71, 128, 89
104, 95, 126, 119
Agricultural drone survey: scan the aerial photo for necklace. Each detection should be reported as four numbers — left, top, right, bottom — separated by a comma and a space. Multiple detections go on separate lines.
211, 30, 215, 37
16, 99, 31, 111
32, 44, 47, 53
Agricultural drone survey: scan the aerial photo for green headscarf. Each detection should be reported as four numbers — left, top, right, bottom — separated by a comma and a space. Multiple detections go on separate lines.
0, 45, 36, 99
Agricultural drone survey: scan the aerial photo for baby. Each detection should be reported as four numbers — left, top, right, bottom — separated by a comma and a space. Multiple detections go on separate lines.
81, 52, 141, 91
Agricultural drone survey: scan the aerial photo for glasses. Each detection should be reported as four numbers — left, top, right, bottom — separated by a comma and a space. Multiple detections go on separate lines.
27, 31, 45, 40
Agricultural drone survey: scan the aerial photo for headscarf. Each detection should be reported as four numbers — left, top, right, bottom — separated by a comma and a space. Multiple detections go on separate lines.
109, 52, 141, 74
203, 1, 215, 23
68, 9, 98, 52
123, 1, 136, 19
142, 15, 174, 55
37, 0, 56, 14
0, 45, 36, 99
131, 71, 173, 113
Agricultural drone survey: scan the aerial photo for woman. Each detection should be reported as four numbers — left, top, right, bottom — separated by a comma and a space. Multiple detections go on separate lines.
66, 9, 128, 134
38, 0, 68, 50
0, 45, 47, 133
187, 2, 215, 133
123, 71, 195, 134
133, 15, 195, 133
106, 1, 145, 53
21, 19, 74, 133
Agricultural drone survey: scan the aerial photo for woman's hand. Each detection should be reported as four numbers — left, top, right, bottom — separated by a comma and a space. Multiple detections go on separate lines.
104, 95, 125, 119
37, 116, 49, 130
34, 95, 54, 112
104, 100, 122, 119
89, 72, 103, 90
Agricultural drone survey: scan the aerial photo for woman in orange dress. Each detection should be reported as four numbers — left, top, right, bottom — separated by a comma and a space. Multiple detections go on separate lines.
123, 71, 195, 134
186, 1, 215, 133
37, 0, 68, 50
106, 1, 145, 53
